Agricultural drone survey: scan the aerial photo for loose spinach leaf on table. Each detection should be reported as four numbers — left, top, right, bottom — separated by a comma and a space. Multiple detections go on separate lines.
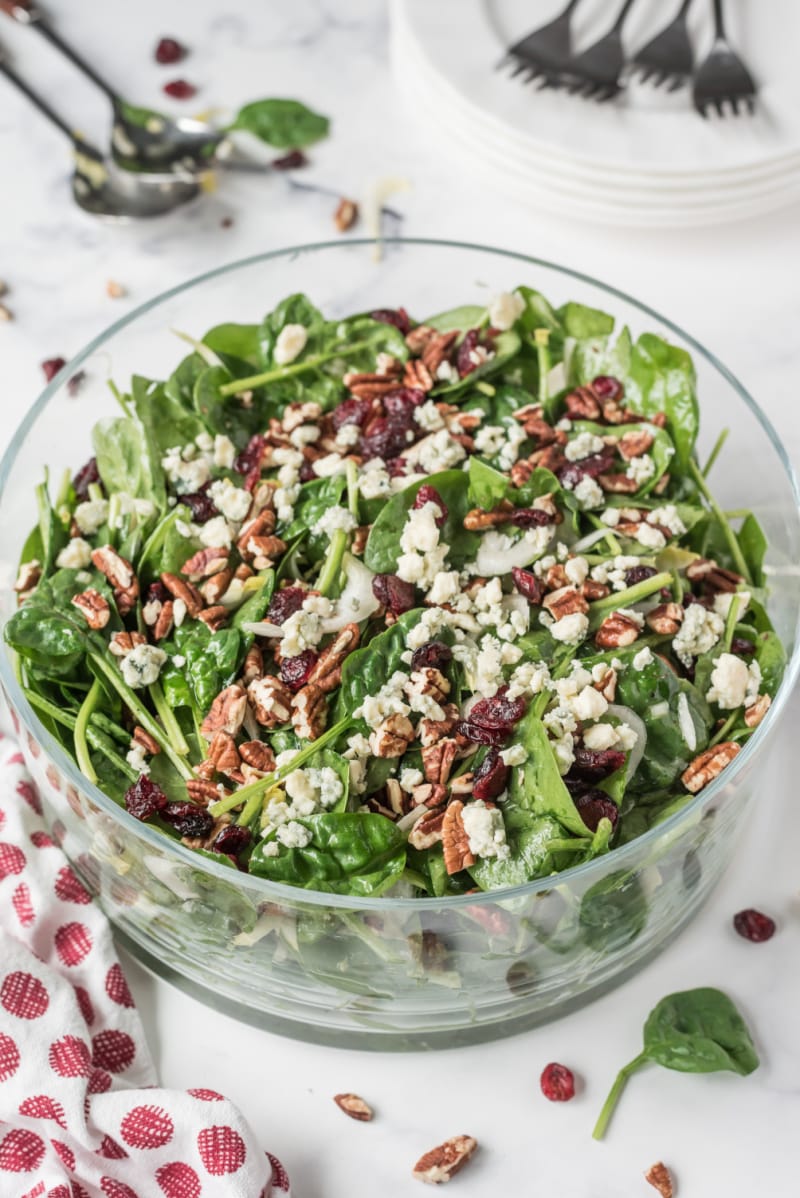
249, 813, 406, 896
593, 987, 759, 1139
364, 470, 480, 573
229, 99, 330, 149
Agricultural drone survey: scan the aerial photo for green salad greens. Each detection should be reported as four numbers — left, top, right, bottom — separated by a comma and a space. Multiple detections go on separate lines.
6, 285, 785, 898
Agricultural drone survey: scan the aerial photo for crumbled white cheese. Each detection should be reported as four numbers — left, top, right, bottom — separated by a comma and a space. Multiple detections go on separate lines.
647, 505, 686, 538
275, 820, 312, 848
626, 455, 656, 487
564, 556, 589, 587
506, 659, 551, 700
426, 570, 461, 605
713, 590, 751, 620
314, 505, 357, 537
289, 424, 321, 450
461, 800, 510, 860
635, 523, 666, 550
415, 401, 446, 432
565, 432, 605, 462
500, 744, 527, 767
571, 685, 608, 722
672, 604, 724, 668
400, 767, 424, 792
74, 499, 109, 536
209, 478, 251, 524
358, 460, 392, 499
274, 324, 308, 366
56, 537, 93, 570
354, 669, 411, 723
632, 646, 654, 671
474, 424, 506, 458
572, 475, 605, 510
706, 652, 749, 710
415, 429, 467, 474
126, 741, 151, 777
161, 449, 210, 495
488, 291, 524, 331
600, 507, 620, 527
549, 612, 589, 646
676, 692, 697, 750
582, 723, 619, 751
213, 435, 236, 469
313, 452, 349, 478
334, 423, 361, 451
280, 594, 334, 658
198, 515, 233, 549
120, 644, 167, 689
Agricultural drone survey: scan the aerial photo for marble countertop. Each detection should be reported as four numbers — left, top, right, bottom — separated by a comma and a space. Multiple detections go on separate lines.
1, 2, 798, 1195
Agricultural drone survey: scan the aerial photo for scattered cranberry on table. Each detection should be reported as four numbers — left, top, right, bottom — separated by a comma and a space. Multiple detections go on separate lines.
155, 37, 187, 64
733, 908, 776, 942
163, 80, 197, 100
41, 357, 66, 382
540, 1062, 576, 1102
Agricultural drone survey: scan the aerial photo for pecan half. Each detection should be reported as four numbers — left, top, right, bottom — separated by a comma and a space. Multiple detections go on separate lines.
333, 197, 358, 232
237, 510, 277, 552
564, 385, 602, 421
463, 501, 515, 531
14, 560, 41, 595
593, 665, 618, 702
542, 586, 589, 620
109, 631, 147, 657
186, 779, 223, 805
207, 730, 240, 776
646, 602, 684, 635
405, 324, 435, 354
132, 727, 161, 755
91, 545, 139, 614
201, 568, 233, 605
405, 668, 450, 705
242, 645, 264, 685
200, 684, 248, 740
404, 359, 434, 392
594, 611, 641, 648
347, 376, 401, 401
247, 535, 287, 568
153, 599, 175, 641
681, 741, 740, 793
291, 683, 327, 740
238, 740, 276, 773
412, 1135, 478, 1185
248, 676, 292, 727
617, 430, 654, 460
181, 546, 229, 581
351, 525, 370, 556
510, 460, 535, 488
161, 572, 203, 618
407, 810, 445, 850
645, 1162, 674, 1198
582, 578, 610, 601
685, 557, 742, 593
306, 623, 360, 693
442, 800, 475, 875
544, 563, 569, 591
197, 605, 228, 631
422, 738, 458, 785
71, 589, 110, 629
421, 330, 458, 375
598, 472, 640, 494
370, 713, 414, 758
282, 401, 324, 432
333, 1092, 373, 1121
411, 782, 448, 808
418, 704, 460, 748
744, 694, 771, 728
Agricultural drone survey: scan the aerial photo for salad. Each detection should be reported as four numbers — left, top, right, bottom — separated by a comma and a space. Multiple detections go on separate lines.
5, 286, 786, 900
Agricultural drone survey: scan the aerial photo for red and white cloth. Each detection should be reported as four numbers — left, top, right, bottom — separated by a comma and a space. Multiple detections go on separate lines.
0, 733, 290, 1198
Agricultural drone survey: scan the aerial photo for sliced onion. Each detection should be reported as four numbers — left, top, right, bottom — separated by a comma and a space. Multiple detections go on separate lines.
475, 528, 553, 576
397, 804, 428, 833
572, 527, 615, 554
607, 703, 647, 780
243, 554, 379, 640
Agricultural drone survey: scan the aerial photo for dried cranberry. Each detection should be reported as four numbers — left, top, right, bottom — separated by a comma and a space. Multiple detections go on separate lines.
558, 446, 616, 490
177, 484, 218, 524
413, 484, 448, 527
67, 370, 87, 397
469, 686, 527, 731
124, 776, 168, 822
510, 507, 553, 529
410, 641, 453, 671
733, 908, 776, 943
372, 573, 416, 615
731, 636, 756, 657
370, 307, 410, 335
574, 790, 619, 832
456, 329, 481, 378
72, 456, 101, 501
42, 357, 66, 382
299, 459, 317, 482
472, 749, 510, 801
624, 565, 657, 587
592, 375, 624, 401
212, 824, 251, 856
455, 720, 508, 746
332, 397, 371, 430
360, 417, 411, 462
155, 37, 186, 64
385, 457, 407, 478
570, 748, 626, 782
511, 567, 545, 605
234, 433, 265, 478
540, 1062, 575, 1102
384, 387, 425, 420
162, 802, 214, 838
163, 79, 197, 99
266, 586, 307, 625
271, 149, 308, 170
145, 580, 170, 606
280, 649, 318, 691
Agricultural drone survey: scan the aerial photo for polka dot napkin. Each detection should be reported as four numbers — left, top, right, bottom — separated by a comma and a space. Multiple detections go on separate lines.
0, 733, 290, 1198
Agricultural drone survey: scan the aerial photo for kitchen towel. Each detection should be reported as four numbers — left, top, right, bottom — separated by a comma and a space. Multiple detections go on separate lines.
0, 732, 290, 1198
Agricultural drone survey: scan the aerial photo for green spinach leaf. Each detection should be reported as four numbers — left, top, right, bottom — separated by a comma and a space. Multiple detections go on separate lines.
229, 99, 330, 149
249, 813, 406, 896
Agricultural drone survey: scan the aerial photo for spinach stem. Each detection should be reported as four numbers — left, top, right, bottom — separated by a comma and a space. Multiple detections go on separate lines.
74, 678, 102, 785
149, 680, 190, 756
137, 506, 182, 575
592, 1053, 647, 1141
25, 690, 76, 729
89, 712, 131, 745
709, 710, 739, 748
535, 328, 551, 406
317, 529, 348, 597
588, 572, 672, 631
346, 457, 359, 519
210, 716, 351, 818
688, 460, 751, 584
586, 514, 622, 556
28, 691, 137, 783
723, 595, 742, 653
218, 341, 371, 397
702, 427, 729, 478
236, 788, 266, 828
89, 651, 194, 780
107, 379, 130, 415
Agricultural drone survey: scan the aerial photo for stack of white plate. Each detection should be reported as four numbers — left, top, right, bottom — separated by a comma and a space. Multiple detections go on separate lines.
391, 0, 800, 227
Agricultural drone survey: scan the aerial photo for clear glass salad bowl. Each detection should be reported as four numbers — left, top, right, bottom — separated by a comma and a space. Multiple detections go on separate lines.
0, 240, 797, 1048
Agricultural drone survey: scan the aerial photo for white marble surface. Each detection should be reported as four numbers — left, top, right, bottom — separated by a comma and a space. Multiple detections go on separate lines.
0, 2, 798, 1195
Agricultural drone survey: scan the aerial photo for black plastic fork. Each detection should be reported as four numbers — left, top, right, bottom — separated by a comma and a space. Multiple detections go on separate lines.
693, 0, 757, 117
563, 0, 639, 102
630, 0, 695, 91
498, 0, 583, 87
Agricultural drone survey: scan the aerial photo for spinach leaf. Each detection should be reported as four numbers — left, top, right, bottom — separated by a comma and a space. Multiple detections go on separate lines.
282, 475, 348, 561
467, 457, 560, 511
593, 987, 758, 1139
229, 99, 330, 149
232, 570, 276, 633
624, 334, 698, 472
202, 322, 261, 369
556, 300, 615, 340
737, 513, 768, 587
35, 477, 67, 576
364, 470, 479, 573
434, 331, 522, 398
330, 314, 409, 373
469, 813, 569, 890
249, 813, 406, 896
4, 571, 100, 678
334, 610, 421, 720
161, 624, 242, 713
425, 303, 487, 333
92, 409, 166, 509
193, 365, 264, 447
258, 293, 328, 367
754, 629, 786, 699
134, 373, 205, 455
579, 869, 648, 953
571, 419, 675, 497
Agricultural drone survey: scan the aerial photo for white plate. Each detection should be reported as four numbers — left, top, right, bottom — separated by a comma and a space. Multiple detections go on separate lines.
394, 0, 800, 181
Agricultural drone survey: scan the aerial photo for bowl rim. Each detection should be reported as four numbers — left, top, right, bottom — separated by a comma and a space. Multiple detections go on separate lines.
1, 236, 798, 911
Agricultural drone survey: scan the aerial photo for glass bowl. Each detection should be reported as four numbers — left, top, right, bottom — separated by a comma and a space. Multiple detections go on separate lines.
1, 240, 797, 1048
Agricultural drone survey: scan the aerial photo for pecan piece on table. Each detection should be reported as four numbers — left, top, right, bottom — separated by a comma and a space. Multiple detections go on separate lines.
442, 800, 475, 876
161, 572, 203, 618
333, 1092, 373, 1121
248, 676, 292, 727
645, 1161, 674, 1198
594, 611, 641, 649
200, 684, 248, 740
291, 683, 327, 741
646, 602, 684, 635
91, 545, 139, 613
71, 588, 110, 630
681, 741, 740, 793
421, 738, 459, 786
306, 623, 360, 693
333, 197, 358, 232
412, 1135, 478, 1185
407, 810, 445, 851
370, 713, 414, 758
